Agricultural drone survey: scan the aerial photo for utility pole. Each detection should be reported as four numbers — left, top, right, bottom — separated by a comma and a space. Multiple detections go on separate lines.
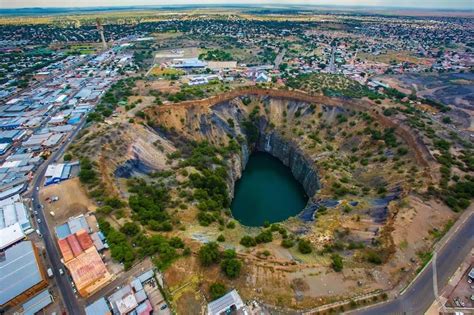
96, 18, 107, 50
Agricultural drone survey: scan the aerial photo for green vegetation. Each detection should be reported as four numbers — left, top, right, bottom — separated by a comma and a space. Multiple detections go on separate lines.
298, 239, 312, 254
87, 77, 137, 122
127, 178, 171, 228
78, 157, 97, 184
240, 235, 257, 247
198, 242, 242, 279
209, 282, 227, 300
98, 218, 183, 270
331, 253, 343, 272
199, 49, 233, 61
286, 73, 381, 99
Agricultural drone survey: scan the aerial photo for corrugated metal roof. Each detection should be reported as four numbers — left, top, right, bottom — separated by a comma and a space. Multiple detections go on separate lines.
66, 234, 83, 257
22, 289, 53, 315
0, 222, 25, 250
207, 290, 244, 315
0, 241, 44, 305
137, 270, 154, 283
68, 215, 88, 234
85, 297, 111, 315
76, 229, 93, 250
58, 238, 74, 262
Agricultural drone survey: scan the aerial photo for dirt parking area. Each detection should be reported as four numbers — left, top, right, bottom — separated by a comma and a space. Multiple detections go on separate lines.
39, 177, 96, 226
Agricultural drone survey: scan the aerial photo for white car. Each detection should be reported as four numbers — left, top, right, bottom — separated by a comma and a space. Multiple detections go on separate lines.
59, 268, 64, 275
37, 218, 41, 224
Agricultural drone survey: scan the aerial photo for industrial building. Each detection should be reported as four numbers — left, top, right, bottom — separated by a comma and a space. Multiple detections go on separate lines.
44, 162, 74, 186
21, 289, 53, 315
0, 223, 25, 250
207, 290, 245, 315
85, 297, 112, 315
0, 194, 31, 232
0, 241, 48, 308
58, 228, 112, 297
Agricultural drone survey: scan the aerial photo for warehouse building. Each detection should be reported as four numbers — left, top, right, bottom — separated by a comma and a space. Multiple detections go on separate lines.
0, 241, 48, 308
58, 229, 112, 297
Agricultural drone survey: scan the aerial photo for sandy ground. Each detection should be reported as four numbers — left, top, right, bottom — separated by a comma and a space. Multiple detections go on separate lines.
39, 177, 96, 226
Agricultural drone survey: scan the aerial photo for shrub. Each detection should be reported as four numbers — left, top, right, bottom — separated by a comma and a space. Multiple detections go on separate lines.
281, 239, 295, 248
220, 249, 242, 279
298, 239, 312, 254
198, 242, 220, 266
209, 282, 227, 300
217, 234, 225, 242
240, 236, 257, 247
120, 222, 140, 236
255, 230, 273, 243
366, 250, 383, 265
331, 253, 344, 272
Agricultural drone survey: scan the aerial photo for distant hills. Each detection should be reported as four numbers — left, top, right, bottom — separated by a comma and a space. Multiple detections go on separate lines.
0, 4, 472, 17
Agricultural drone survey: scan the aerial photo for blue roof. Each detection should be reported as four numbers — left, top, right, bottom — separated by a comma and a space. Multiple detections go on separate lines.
137, 270, 154, 283
85, 297, 111, 315
55, 223, 71, 239
22, 289, 53, 315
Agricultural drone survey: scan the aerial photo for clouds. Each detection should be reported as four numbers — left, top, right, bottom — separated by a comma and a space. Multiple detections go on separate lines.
1, 0, 472, 9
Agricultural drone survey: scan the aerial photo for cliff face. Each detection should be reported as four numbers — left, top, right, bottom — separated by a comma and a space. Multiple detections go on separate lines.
255, 131, 320, 198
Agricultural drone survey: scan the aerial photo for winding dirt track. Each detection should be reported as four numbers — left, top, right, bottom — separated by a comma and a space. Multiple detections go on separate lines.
147, 87, 433, 171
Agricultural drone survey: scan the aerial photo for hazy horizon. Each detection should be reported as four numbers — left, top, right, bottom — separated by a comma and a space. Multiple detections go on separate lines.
1, 0, 473, 10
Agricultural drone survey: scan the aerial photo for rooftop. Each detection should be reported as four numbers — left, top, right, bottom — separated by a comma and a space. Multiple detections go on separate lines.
207, 289, 245, 315
0, 241, 45, 306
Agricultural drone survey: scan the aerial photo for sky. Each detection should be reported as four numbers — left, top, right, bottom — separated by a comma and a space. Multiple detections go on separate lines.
1, 0, 473, 9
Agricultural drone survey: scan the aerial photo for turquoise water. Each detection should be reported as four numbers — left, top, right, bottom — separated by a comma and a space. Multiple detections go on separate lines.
231, 152, 308, 226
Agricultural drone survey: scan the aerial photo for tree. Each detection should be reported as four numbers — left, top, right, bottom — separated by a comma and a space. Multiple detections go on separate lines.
120, 222, 140, 236
281, 239, 294, 248
217, 234, 225, 242
255, 230, 273, 243
209, 282, 227, 300
298, 239, 312, 254
220, 249, 242, 279
331, 253, 344, 272
198, 242, 220, 266
240, 236, 256, 247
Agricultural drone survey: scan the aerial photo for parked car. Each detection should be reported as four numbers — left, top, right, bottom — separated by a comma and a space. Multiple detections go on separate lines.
59, 268, 64, 275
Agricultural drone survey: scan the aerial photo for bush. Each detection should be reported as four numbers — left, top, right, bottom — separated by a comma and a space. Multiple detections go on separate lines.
220, 249, 242, 279
226, 221, 236, 229
281, 239, 294, 248
331, 253, 344, 272
198, 242, 220, 266
240, 236, 257, 247
209, 282, 227, 300
366, 250, 383, 265
298, 239, 312, 254
255, 230, 273, 243
120, 222, 140, 236
217, 234, 225, 242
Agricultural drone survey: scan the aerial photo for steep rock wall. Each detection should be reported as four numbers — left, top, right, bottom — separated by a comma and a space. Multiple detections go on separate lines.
255, 131, 320, 198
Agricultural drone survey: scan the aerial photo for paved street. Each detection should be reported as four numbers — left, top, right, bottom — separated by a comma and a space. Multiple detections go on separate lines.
30, 118, 88, 315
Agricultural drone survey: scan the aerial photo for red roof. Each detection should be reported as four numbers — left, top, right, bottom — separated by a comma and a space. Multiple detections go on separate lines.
58, 238, 74, 262
66, 234, 83, 257
137, 300, 152, 315
76, 229, 93, 250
